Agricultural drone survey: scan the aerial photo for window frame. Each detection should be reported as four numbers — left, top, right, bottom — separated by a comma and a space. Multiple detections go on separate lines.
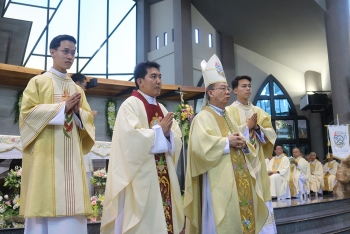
253, 75, 311, 152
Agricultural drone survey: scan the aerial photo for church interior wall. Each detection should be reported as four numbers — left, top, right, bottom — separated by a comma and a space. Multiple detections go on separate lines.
234, 44, 305, 105
321, 58, 331, 92
191, 4, 217, 86
150, 0, 173, 52
148, 0, 175, 85
148, 42, 175, 85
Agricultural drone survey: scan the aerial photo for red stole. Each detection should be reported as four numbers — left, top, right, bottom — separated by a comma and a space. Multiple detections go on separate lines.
131, 90, 164, 122
131, 90, 174, 234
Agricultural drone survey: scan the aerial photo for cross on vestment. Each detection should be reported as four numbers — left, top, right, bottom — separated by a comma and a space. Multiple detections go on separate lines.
62, 88, 70, 101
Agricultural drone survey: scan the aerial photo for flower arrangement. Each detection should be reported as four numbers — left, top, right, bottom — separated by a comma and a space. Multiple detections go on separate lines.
4, 166, 22, 195
88, 195, 104, 222
0, 192, 23, 228
91, 168, 107, 195
11, 91, 23, 124
174, 103, 194, 145
106, 98, 117, 138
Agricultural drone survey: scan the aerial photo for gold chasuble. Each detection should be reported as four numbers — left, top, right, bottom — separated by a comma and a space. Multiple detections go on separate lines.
226, 102, 276, 202
323, 160, 339, 191
19, 72, 95, 217
101, 90, 184, 234
184, 107, 268, 234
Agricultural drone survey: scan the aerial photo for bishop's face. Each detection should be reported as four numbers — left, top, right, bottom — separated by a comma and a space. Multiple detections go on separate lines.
50, 40, 76, 73
137, 67, 162, 97
208, 82, 231, 108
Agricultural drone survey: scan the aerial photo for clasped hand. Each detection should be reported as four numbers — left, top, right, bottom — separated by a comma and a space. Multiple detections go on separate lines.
158, 112, 173, 137
247, 113, 258, 130
228, 132, 246, 149
65, 92, 81, 114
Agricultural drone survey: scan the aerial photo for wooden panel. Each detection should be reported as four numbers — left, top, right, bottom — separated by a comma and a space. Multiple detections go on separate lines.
0, 63, 205, 100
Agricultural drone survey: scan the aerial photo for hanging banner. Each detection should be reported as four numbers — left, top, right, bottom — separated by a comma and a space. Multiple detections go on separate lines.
328, 125, 350, 159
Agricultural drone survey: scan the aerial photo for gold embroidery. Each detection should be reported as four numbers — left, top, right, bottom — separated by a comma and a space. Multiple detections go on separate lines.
207, 107, 256, 233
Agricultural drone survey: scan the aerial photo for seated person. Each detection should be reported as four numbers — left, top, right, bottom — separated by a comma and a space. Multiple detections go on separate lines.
323, 153, 339, 195
309, 152, 324, 196
265, 154, 274, 168
289, 147, 311, 199
267, 145, 290, 200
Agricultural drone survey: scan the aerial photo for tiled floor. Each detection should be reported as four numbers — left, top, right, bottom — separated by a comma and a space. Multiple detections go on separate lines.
272, 195, 350, 209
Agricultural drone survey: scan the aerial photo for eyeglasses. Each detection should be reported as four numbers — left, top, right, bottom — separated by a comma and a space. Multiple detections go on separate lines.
60, 49, 77, 57
213, 87, 232, 92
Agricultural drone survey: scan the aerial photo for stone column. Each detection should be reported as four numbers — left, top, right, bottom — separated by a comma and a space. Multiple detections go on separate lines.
173, 0, 193, 86
136, 0, 150, 64
325, 0, 350, 122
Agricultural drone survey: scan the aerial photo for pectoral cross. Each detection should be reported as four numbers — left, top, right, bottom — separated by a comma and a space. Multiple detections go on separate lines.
62, 89, 70, 101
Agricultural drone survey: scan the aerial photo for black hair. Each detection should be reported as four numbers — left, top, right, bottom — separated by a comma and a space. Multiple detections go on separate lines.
133, 61, 160, 89
292, 147, 301, 153
231, 75, 252, 89
274, 144, 283, 150
71, 73, 86, 83
49, 35, 76, 50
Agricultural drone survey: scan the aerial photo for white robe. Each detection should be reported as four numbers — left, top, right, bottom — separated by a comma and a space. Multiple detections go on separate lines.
290, 157, 311, 197
268, 155, 290, 197
100, 91, 184, 234
309, 160, 324, 193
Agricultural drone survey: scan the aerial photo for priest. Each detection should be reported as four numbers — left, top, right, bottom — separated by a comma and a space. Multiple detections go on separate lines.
323, 154, 339, 194
19, 35, 95, 234
289, 147, 311, 199
309, 152, 324, 195
184, 54, 271, 234
267, 145, 290, 199
100, 61, 184, 234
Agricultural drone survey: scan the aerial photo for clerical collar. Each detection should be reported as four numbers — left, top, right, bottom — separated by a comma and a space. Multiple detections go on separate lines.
49, 67, 67, 79
235, 100, 251, 106
209, 104, 225, 116
276, 155, 282, 159
137, 90, 157, 105
311, 160, 316, 164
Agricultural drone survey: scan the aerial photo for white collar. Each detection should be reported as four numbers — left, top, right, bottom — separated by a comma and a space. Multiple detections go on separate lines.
137, 90, 157, 105
311, 160, 316, 164
49, 67, 67, 79
209, 104, 225, 116
235, 100, 250, 106
276, 155, 282, 159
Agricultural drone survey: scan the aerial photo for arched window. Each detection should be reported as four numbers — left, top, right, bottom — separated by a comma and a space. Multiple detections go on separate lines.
254, 75, 310, 156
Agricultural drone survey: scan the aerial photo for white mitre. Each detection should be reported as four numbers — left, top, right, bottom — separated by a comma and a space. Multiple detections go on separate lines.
201, 54, 227, 109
